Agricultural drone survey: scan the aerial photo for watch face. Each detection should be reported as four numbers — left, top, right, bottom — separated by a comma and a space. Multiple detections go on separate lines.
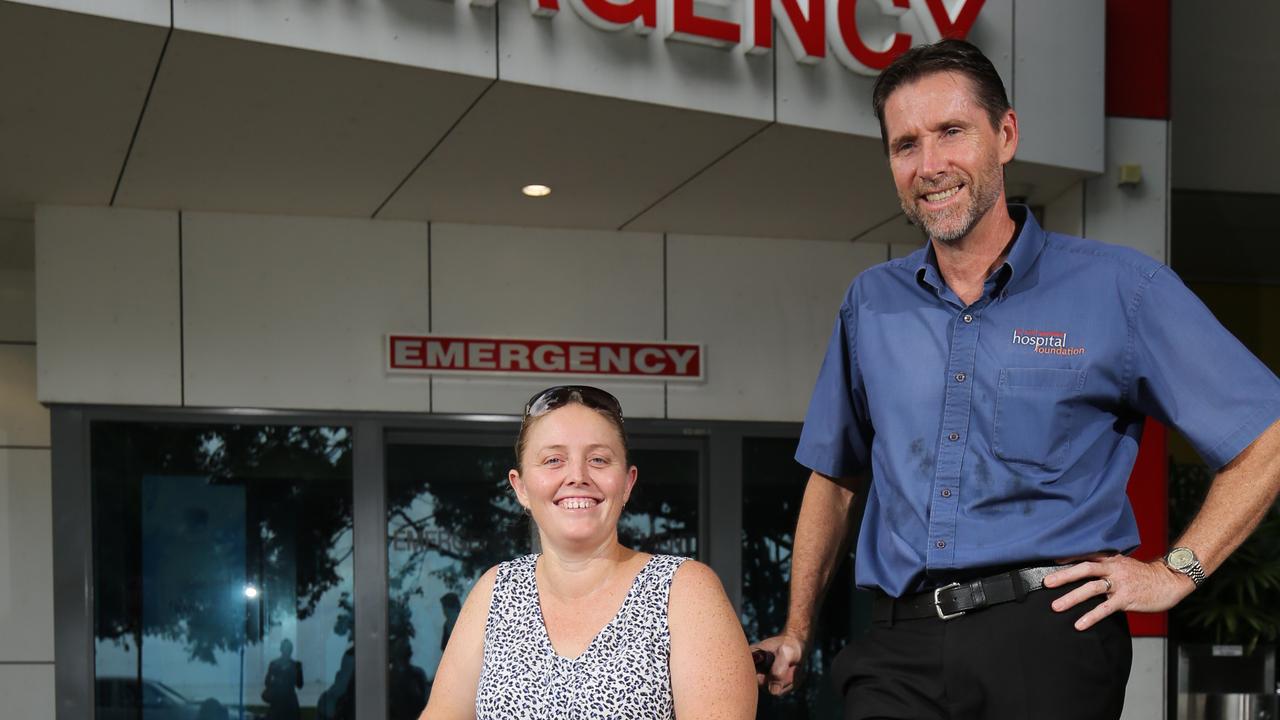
1169, 548, 1195, 569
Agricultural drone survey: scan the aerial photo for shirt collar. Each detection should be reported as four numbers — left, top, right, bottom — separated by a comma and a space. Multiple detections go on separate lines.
914, 205, 1048, 296
1003, 205, 1048, 291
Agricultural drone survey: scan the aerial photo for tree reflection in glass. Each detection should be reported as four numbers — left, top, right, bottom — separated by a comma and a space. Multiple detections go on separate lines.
620, 448, 700, 558
92, 422, 353, 720
384, 441, 702, 719
741, 437, 865, 720
385, 444, 528, 720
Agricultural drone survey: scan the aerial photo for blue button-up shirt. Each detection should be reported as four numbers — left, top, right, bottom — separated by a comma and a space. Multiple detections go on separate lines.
796, 207, 1280, 597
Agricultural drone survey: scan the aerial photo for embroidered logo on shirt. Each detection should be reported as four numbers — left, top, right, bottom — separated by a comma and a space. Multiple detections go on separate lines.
1012, 329, 1087, 356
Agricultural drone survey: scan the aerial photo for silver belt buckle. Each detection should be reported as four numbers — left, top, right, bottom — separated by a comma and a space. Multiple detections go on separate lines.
934, 582, 965, 620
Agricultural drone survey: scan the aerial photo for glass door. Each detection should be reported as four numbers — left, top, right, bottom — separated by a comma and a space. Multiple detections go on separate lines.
382, 427, 706, 720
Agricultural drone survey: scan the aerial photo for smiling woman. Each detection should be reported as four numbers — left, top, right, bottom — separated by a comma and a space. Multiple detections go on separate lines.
417, 386, 757, 720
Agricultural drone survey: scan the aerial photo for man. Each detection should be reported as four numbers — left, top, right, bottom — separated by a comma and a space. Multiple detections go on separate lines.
753, 39, 1280, 719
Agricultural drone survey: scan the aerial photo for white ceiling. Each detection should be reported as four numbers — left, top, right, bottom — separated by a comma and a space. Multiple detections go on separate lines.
0, 2, 167, 216
372, 82, 768, 230
113, 30, 494, 217
1, 2, 1091, 243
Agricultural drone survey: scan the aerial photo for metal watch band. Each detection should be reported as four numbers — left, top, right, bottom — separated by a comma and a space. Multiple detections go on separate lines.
1166, 547, 1206, 587
1183, 560, 1206, 587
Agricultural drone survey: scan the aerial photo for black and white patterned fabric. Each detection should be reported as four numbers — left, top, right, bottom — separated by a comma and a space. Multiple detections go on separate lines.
475, 553, 688, 719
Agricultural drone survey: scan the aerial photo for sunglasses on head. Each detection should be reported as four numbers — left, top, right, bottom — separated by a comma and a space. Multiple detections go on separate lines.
523, 385, 624, 423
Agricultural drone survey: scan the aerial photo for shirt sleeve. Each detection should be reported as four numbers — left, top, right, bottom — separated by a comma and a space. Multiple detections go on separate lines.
1126, 266, 1280, 469
795, 298, 874, 478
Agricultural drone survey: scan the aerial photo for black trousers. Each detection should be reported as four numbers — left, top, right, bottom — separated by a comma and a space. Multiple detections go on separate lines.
831, 581, 1132, 720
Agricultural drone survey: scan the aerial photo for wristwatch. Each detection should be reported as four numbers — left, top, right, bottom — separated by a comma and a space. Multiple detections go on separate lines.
1164, 547, 1206, 587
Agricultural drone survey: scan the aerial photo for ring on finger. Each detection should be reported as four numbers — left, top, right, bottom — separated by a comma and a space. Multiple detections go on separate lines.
1101, 577, 1113, 593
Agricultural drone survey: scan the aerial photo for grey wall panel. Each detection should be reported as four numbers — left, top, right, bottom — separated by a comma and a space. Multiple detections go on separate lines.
497, 0, 773, 121
1085, 118, 1169, 263
429, 223, 666, 418
1012, 0, 1105, 173
1043, 181, 1084, 237
0, 345, 47, 446
0, 664, 56, 719
0, 449, 54, 662
0, 220, 35, 343
35, 206, 182, 406
666, 233, 884, 421
182, 212, 431, 412
4, 0, 169, 26
1120, 637, 1166, 720
174, 0, 496, 77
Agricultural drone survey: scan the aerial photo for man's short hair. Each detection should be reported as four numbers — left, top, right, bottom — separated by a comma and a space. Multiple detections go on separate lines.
871, 39, 1011, 152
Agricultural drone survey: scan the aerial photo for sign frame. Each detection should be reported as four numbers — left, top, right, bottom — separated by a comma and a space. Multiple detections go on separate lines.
386, 333, 706, 382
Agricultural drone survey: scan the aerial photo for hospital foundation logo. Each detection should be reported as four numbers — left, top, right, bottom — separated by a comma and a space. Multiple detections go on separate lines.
1012, 329, 1086, 356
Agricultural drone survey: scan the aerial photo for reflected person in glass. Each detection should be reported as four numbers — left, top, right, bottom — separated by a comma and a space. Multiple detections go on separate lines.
419, 386, 756, 720
262, 639, 303, 720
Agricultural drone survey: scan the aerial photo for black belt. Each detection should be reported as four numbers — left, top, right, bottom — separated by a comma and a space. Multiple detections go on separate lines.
873, 565, 1065, 622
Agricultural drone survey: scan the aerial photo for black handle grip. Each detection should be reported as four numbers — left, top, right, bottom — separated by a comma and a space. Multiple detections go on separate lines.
751, 649, 776, 672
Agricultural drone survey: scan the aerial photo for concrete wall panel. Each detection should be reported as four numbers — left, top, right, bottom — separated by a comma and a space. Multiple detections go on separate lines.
35, 206, 181, 405
1043, 181, 1084, 238
0, 663, 55, 720
182, 212, 431, 411
0, 220, 35, 343
1121, 637, 1165, 720
0, 449, 53, 663
430, 224, 666, 418
1085, 118, 1169, 263
497, 0, 772, 121
667, 233, 884, 421
174, 0, 496, 77
1013, 0, 1105, 172
0, 346, 47, 447
889, 241, 920, 260
5, 0, 168, 26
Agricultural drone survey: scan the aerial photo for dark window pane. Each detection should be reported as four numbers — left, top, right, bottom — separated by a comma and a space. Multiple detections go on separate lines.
741, 437, 869, 719
383, 438, 702, 719
385, 442, 526, 720
620, 448, 700, 558
92, 422, 354, 720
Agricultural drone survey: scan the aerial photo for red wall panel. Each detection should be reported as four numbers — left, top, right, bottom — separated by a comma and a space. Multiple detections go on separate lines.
1106, 0, 1171, 119
1126, 418, 1168, 636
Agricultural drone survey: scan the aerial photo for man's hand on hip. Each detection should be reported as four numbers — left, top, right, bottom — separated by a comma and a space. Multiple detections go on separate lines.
750, 633, 806, 696
1043, 553, 1196, 631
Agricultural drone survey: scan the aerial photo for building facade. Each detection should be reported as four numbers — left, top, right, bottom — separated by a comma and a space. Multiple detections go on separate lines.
0, 0, 1211, 717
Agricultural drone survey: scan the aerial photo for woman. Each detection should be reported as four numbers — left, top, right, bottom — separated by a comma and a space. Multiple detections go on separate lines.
261, 639, 303, 720
420, 386, 756, 719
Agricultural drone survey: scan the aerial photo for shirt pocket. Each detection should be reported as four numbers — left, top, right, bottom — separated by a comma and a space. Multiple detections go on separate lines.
993, 367, 1086, 471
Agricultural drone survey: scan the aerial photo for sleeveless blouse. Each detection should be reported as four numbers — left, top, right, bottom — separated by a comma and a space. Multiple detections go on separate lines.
475, 553, 688, 719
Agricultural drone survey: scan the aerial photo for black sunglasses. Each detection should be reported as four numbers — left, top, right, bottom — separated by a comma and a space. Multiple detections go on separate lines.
523, 385, 624, 423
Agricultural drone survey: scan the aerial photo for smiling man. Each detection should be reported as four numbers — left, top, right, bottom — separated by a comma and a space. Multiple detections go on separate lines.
751, 40, 1280, 720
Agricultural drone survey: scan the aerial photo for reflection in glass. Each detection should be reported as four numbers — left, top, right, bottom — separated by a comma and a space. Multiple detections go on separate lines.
386, 443, 527, 720
384, 440, 702, 719
620, 448, 700, 558
92, 423, 354, 720
741, 437, 866, 719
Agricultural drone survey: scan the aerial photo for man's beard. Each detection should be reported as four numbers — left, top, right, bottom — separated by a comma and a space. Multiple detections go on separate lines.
900, 160, 1004, 245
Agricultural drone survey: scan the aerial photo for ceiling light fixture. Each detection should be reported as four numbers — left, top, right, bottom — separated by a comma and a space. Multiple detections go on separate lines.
522, 184, 552, 198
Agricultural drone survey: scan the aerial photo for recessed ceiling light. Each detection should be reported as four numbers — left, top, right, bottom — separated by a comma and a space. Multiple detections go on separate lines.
522, 184, 552, 198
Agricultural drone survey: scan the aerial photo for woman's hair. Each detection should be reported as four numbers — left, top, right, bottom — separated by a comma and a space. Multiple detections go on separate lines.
514, 386, 627, 471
